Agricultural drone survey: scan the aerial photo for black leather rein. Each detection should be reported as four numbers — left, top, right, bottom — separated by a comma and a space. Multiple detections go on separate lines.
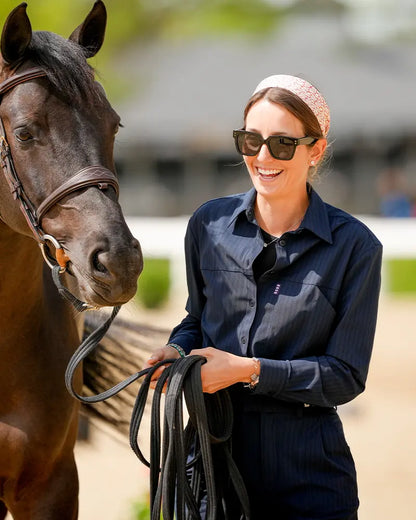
65, 316, 251, 520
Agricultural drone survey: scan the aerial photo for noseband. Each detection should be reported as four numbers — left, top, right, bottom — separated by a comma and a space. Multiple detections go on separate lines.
0, 67, 119, 272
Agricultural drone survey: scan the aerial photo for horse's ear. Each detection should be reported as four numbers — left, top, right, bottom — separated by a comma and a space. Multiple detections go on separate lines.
1, 3, 32, 65
69, 0, 107, 58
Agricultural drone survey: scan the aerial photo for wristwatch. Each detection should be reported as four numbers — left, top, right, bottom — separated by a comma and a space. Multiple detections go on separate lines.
244, 357, 260, 390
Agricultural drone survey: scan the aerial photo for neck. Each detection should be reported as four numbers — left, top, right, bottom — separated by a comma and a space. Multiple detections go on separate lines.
0, 224, 44, 321
255, 187, 309, 237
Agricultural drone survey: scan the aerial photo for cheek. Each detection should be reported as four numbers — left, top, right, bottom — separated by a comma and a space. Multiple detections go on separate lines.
291, 157, 311, 180
292, 148, 312, 169
244, 156, 256, 175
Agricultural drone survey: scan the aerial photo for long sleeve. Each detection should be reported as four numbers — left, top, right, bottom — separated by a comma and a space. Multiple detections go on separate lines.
168, 219, 204, 354
255, 241, 383, 406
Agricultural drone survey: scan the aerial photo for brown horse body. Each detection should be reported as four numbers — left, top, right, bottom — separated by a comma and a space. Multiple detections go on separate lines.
0, 2, 142, 518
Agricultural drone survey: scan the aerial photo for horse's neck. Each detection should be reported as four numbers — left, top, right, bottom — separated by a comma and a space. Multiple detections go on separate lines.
0, 223, 84, 343
0, 223, 45, 328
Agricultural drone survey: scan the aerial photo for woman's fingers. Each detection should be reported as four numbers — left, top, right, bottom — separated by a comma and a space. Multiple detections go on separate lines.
143, 345, 177, 370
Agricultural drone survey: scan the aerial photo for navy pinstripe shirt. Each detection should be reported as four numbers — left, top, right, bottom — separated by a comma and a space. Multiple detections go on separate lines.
169, 186, 382, 408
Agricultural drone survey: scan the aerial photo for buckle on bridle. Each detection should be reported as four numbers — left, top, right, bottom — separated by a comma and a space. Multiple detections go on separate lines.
0, 135, 9, 160
40, 234, 70, 273
11, 180, 23, 199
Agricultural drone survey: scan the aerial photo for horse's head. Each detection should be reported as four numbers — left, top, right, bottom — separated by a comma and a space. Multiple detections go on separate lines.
0, 1, 143, 307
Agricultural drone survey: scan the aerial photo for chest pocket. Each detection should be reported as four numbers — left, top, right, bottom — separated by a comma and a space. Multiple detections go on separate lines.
252, 278, 338, 358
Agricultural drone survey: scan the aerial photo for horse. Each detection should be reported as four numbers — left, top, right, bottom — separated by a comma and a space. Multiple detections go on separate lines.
0, 2, 144, 518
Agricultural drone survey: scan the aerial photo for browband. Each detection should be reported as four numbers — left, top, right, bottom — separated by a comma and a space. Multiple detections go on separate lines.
0, 67, 47, 96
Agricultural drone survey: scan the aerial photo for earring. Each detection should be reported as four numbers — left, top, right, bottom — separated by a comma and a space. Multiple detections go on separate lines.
310, 160, 316, 166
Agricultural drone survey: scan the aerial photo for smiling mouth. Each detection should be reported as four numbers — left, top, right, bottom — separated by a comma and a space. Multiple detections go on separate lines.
256, 167, 283, 179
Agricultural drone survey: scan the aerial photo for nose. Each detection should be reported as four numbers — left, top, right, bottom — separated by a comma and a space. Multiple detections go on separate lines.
89, 237, 143, 300
257, 142, 272, 161
91, 238, 143, 277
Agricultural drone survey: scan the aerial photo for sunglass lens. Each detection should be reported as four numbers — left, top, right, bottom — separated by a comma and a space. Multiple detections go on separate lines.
269, 137, 295, 160
238, 132, 262, 156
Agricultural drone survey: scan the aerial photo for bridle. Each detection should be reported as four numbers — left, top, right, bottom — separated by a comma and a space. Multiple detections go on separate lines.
0, 72, 250, 519
0, 66, 120, 273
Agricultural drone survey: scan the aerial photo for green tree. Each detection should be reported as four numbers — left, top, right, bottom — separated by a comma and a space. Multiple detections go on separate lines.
1, 0, 286, 99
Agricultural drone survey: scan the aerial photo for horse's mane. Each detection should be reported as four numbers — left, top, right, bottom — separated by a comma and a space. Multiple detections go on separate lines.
82, 313, 170, 436
26, 31, 101, 105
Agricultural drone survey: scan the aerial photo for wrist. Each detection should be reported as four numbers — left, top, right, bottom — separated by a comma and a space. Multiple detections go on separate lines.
243, 357, 260, 390
166, 342, 186, 358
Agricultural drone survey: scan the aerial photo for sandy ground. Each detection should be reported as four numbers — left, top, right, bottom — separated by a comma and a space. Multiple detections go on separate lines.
72, 292, 416, 520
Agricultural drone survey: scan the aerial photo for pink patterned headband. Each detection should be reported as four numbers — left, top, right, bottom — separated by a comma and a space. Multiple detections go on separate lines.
253, 75, 330, 137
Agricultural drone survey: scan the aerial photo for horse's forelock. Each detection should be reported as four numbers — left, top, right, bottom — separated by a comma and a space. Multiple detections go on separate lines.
26, 31, 101, 105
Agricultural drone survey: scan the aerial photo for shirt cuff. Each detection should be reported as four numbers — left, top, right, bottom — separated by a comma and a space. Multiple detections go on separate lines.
254, 358, 290, 395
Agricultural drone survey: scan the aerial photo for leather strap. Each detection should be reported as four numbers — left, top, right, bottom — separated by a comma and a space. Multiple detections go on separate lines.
0, 67, 120, 244
0, 116, 43, 239
36, 165, 119, 221
65, 332, 251, 519
0, 67, 47, 96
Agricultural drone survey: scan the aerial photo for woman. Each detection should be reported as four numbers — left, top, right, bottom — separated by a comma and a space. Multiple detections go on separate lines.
145, 75, 382, 519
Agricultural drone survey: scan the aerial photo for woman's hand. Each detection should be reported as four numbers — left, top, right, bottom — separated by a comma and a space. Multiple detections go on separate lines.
189, 347, 256, 394
143, 345, 181, 389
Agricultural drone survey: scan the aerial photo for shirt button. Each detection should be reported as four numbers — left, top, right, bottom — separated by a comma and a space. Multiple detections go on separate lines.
241, 336, 247, 344
249, 300, 255, 307
279, 239, 286, 247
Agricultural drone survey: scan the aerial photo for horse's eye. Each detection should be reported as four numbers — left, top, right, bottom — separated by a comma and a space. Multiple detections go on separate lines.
115, 122, 124, 135
15, 130, 33, 142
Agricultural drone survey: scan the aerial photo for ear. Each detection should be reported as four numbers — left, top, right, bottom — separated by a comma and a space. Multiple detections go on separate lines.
310, 138, 327, 165
1, 3, 32, 66
69, 1, 107, 58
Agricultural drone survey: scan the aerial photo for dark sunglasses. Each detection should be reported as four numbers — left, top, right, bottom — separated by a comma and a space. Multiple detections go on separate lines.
233, 129, 318, 161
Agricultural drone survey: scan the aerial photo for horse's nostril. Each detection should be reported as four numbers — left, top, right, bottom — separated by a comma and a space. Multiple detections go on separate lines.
92, 250, 108, 274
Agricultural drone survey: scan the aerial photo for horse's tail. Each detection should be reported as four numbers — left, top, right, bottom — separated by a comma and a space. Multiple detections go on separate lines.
80, 311, 169, 436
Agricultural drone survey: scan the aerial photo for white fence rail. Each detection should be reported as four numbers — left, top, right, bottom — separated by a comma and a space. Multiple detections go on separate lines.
127, 216, 416, 259
127, 216, 416, 295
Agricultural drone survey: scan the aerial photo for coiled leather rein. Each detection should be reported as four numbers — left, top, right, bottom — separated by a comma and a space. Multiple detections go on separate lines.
65, 312, 250, 520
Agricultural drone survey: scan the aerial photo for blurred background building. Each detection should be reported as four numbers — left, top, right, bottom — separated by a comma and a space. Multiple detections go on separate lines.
2, 0, 415, 217
107, 0, 416, 217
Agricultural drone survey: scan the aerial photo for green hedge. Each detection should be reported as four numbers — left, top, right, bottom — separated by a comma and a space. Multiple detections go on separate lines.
385, 258, 416, 293
132, 498, 151, 520
135, 257, 171, 309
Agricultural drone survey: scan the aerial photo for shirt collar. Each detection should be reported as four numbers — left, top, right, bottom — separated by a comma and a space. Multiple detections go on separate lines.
227, 188, 257, 225
229, 185, 333, 244
301, 186, 333, 244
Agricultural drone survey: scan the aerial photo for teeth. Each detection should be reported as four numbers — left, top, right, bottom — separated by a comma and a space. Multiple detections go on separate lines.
257, 168, 282, 176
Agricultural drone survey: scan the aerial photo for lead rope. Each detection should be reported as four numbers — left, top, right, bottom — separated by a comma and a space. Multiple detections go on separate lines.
63, 302, 251, 519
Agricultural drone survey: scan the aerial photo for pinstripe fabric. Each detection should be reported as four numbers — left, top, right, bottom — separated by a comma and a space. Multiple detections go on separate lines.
169, 186, 382, 518
228, 404, 359, 519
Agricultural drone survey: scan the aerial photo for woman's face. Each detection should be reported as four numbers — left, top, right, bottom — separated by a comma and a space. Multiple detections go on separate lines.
243, 99, 326, 201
